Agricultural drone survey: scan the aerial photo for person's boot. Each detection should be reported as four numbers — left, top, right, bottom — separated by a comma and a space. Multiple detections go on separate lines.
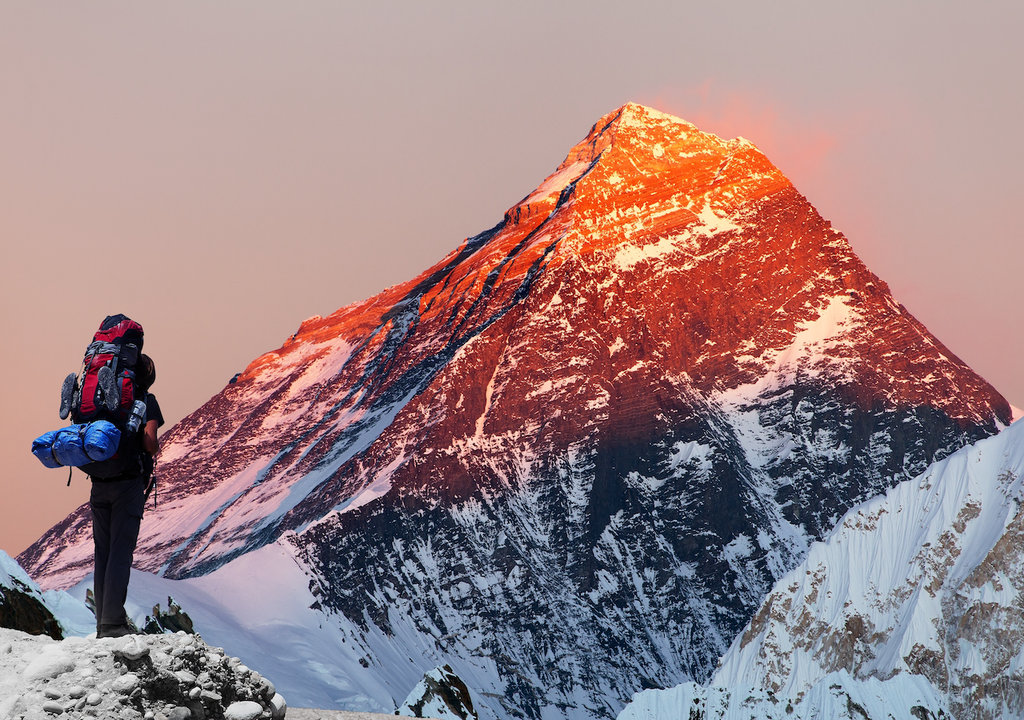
98, 623, 133, 638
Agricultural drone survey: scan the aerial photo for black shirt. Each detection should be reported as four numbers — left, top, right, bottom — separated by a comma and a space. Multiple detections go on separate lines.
88, 393, 165, 482
146, 393, 165, 430
141, 393, 164, 481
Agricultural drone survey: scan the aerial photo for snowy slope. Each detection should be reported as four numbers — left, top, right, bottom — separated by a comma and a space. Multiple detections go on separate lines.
620, 671, 948, 720
620, 417, 1024, 719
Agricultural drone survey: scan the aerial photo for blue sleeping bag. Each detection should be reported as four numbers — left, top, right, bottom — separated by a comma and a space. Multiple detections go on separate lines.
82, 421, 122, 462
31, 421, 122, 468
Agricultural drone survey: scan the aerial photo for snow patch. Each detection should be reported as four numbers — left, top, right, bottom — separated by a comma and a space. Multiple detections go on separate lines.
715, 294, 861, 471
333, 451, 407, 516
667, 441, 712, 472
610, 202, 742, 273
523, 160, 593, 205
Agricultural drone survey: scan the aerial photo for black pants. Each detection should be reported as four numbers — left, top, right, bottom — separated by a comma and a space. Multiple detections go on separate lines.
90, 475, 145, 627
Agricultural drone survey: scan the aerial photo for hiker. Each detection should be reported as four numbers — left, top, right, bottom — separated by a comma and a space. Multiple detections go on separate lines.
30, 315, 166, 637
90, 352, 164, 638
30, 315, 166, 634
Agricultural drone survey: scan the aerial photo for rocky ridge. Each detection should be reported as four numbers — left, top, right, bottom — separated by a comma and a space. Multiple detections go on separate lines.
399, 665, 477, 720
0, 628, 286, 720
20, 104, 1013, 720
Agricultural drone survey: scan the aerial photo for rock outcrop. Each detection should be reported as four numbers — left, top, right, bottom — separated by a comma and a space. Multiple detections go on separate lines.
400, 665, 477, 720
0, 628, 286, 720
1, 551, 62, 641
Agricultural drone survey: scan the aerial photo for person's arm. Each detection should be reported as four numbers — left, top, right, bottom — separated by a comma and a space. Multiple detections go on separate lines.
143, 419, 159, 454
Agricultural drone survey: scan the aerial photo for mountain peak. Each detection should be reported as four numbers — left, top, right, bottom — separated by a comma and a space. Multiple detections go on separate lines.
504, 102, 788, 260
589, 101, 758, 162
602, 101, 698, 133
600, 102, 707, 138
20, 103, 1012, 720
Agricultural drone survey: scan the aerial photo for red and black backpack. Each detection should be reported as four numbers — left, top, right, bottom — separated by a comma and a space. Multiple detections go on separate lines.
60, 314, 145, 478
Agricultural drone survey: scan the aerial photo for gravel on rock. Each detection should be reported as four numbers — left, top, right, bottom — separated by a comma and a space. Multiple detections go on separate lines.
0, 627, 286, 720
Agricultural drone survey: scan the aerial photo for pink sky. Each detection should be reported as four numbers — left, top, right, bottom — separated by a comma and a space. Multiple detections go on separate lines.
2, 2, 1021, 556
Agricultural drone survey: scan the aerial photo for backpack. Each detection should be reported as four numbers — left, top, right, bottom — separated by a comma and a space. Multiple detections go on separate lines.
58, 314, 146, 479
62, 314, 144, 424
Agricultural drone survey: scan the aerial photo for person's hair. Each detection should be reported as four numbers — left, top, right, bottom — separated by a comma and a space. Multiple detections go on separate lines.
137, 354, 156, 392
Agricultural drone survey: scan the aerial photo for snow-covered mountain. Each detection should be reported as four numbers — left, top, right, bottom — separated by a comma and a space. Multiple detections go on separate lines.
620, 413, 1024, 720
19, 103, 1012, 720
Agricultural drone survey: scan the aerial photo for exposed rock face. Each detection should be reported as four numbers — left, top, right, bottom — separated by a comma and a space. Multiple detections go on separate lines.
142, 597, 196, 636
1, 551, 62, 641
20, 104, 1012, 720
400, 665, 477, 720
0, 586, 61, 642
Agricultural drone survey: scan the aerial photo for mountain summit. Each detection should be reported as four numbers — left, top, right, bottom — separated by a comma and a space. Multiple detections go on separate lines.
22, 104, 1012, 719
